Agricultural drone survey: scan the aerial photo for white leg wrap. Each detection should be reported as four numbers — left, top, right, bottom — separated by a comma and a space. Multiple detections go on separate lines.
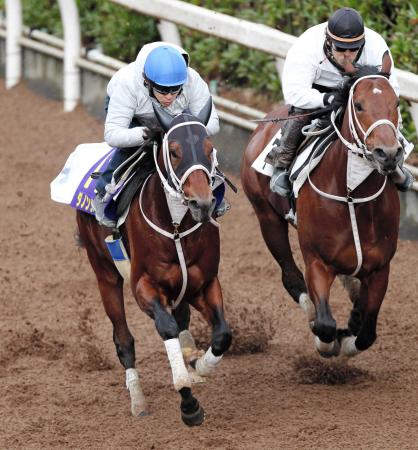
299, 293, 316, 322
164, 338, 191, 391
314, 336, 335, 353
340, 336, 360, 358
195, 346, 222, 377
125, 368, 147, 416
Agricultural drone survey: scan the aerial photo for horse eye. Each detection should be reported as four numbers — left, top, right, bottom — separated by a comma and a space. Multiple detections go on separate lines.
169, 149, 179, 159
354, 102, 363, 112
396, 99, 400, 108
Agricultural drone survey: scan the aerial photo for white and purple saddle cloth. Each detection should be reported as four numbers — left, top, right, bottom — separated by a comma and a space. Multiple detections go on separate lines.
50, 143, 115, 215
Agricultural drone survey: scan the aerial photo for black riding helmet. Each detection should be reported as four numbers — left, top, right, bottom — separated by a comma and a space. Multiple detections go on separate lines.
324, 8, 365, 71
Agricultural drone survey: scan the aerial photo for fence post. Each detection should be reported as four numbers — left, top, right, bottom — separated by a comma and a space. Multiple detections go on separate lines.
57, 0, 81, 112
157, 21, 182, 46
5, 0, 22, 88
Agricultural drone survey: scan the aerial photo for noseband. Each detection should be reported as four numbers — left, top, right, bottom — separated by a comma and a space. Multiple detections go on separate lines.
331, 74, 400, 161
154, 120, 218, 203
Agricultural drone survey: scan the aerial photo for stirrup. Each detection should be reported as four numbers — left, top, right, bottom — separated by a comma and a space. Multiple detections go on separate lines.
270, 168, 291, 197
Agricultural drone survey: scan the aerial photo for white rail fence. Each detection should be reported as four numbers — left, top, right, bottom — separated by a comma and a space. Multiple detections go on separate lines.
3, 0, 418, 129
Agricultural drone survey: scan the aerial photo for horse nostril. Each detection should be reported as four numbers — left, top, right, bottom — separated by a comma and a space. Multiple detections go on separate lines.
189, 199, 199, 209
396, 146, 403, 158
375, 148, 386, 159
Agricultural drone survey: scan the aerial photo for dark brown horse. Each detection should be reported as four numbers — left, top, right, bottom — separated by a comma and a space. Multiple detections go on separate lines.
242, 65, 402, 359
77, 100, 231, 426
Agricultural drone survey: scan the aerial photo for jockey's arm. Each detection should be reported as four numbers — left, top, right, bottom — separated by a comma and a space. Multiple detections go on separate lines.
282, 42, 327, 110
104, 83, 147, 148
187, 69, 220, 136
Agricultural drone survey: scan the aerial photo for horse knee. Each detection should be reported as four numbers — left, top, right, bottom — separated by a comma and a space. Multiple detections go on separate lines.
153, 302, 179, 340
212, 325, 232, 356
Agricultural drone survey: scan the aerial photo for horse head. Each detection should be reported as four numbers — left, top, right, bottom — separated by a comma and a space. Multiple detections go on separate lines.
153, 98, 217, 223
336, 66, 402, 175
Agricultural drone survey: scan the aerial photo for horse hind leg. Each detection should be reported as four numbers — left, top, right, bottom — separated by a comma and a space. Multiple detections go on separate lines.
87, 249, 147, 416
255, 203, 311, 317
339, 275, 362, 335
173, 302, 205, 383
189, 278, 232, 378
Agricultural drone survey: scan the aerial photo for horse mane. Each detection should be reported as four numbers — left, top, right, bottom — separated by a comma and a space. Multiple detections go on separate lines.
140, 126, 164, 153
324, 65, 390, 127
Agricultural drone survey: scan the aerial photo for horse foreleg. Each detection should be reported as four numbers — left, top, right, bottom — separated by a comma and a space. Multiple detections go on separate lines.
255, 203, 309, 309
340, 265, 390, 358
135, 276, 203, 426
190, 277, 232, 377
305, 259, 339, 357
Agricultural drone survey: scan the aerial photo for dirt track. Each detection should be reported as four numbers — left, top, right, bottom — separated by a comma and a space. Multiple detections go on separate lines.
1, 81, 418, 449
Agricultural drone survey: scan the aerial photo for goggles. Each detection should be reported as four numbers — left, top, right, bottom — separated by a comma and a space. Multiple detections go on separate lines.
152, 84, 183, 95
332, 43, 361, 53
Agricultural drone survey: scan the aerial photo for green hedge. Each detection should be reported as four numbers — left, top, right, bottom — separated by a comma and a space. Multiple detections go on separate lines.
0, 0, 416, 143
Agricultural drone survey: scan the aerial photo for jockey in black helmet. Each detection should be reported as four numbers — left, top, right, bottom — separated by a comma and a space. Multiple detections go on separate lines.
267, 7, 414, 197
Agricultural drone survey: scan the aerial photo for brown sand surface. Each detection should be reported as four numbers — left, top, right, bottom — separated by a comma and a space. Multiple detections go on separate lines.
1, 82, 417, 450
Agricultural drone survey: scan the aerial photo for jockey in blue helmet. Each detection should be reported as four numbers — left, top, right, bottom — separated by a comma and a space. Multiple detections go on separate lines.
93, 42, 220, 227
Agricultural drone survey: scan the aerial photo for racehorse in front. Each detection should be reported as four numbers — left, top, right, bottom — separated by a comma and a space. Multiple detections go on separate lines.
77, 99, 232, 426
241, 65, 402, 359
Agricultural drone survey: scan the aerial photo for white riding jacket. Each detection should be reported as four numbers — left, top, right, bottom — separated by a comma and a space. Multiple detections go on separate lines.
282, 23, 400, 110
105, 42, 220, 148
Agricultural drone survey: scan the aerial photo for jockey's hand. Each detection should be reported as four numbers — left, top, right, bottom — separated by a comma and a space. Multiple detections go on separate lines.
142, 127, 152, 141
323, 91, 338, 107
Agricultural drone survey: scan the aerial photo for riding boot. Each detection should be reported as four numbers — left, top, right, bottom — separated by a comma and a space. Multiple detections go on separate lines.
265, 107, 313, 197
92, 193, 117, 228
214, 198, 231, 218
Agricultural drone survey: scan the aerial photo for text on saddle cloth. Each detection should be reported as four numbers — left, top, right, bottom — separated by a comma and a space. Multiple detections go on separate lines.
50, 142, 115, 214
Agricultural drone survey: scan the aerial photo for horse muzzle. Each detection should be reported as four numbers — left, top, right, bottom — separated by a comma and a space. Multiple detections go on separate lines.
372, 145, 403, 175
187, 196, 216, 223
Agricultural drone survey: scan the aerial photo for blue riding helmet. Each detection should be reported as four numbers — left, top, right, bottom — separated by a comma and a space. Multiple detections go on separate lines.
144, 46, 188, 87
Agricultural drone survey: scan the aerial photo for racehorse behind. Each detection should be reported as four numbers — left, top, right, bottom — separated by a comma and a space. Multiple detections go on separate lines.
241, 64, 402, 359
77, 100, 231, 426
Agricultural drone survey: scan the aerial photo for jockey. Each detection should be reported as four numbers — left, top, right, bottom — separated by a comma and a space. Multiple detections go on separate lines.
93, 42, 226, 227
267, 7, 414, 197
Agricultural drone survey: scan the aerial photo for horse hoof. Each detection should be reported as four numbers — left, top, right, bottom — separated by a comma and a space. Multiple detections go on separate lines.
131, 404, 149, 417
181, 405, 205, 427
315, 336, 341, 358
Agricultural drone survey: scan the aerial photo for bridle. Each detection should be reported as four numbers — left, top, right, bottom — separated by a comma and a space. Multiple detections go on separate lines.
330, 74, 401, 162
308, 74, 400, 277
139, 120, 219, 310
154, 120, 218, 204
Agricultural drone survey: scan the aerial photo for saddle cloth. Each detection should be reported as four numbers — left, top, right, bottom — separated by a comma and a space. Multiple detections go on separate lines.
50, 143, 115, 215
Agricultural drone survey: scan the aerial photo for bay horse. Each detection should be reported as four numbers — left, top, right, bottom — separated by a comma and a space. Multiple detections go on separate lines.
77, 99, 231, 426
241, 65, 402, 359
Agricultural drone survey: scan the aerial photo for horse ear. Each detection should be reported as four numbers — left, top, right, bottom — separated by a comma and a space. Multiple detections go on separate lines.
381, 51, 392, 76
152, 103, 173, 133
196, 96, 213, 126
